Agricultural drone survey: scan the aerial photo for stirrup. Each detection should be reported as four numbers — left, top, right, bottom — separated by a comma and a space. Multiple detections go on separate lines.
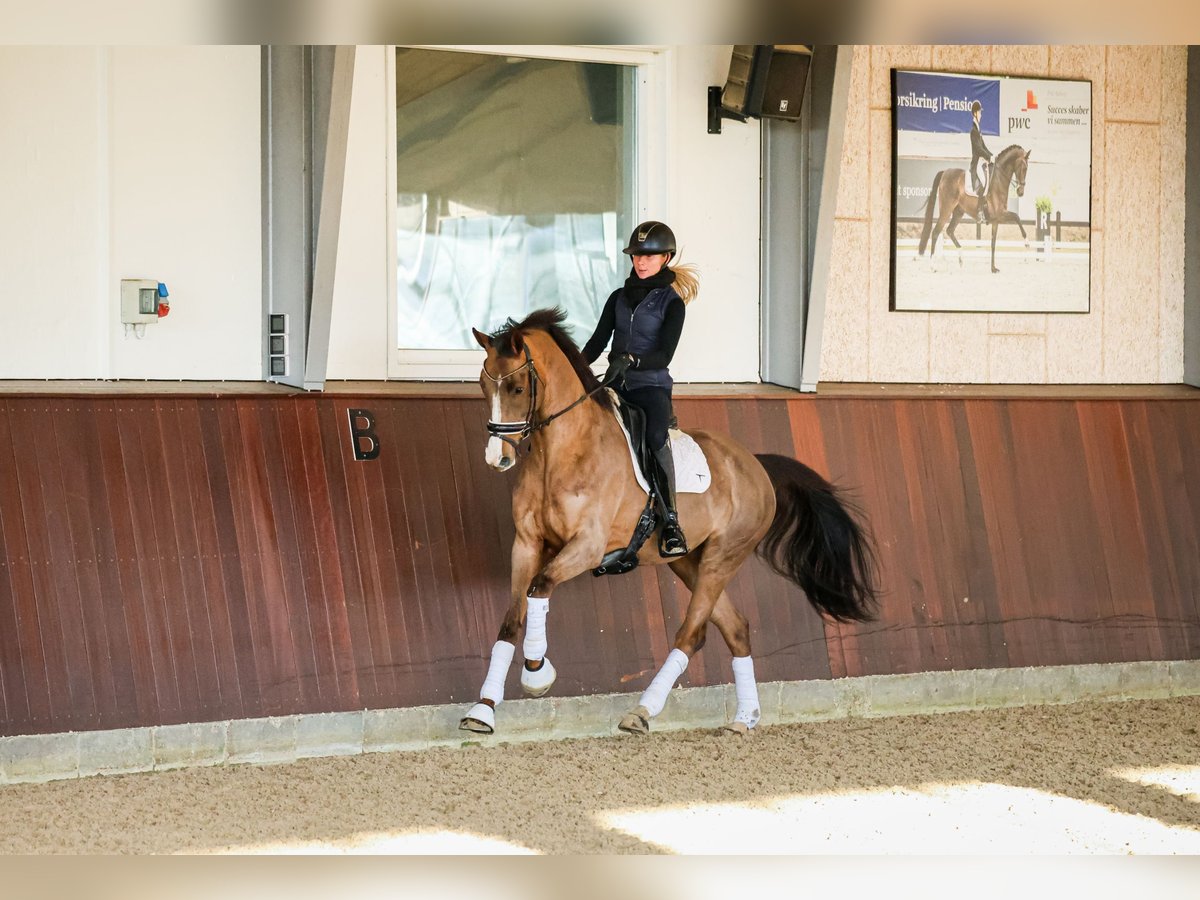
659, 523, 689, 558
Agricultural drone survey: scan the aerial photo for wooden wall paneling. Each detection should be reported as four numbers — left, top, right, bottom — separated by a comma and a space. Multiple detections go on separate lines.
947, 402, 1010, 670
821, 400, 906, 676
752, 399, 827, 683
1118, 402, 1187, 660
315, 399, 381, 706
86, 401, 144, 727
1124, 402, 1196, 661
114, 400, 178, 720
10, 400, 89, 725
892, 399, 955, 672
121, 400, 186, 720
963, 402, 1040, 667
142, 400, 203, 722
0, 400, 39, 729
1, 391, 1198, 737
230, 399, 300, 716
401, 400, 471, 703
372, 399, 431, 708
177, 399, 245, 718
916, 401, 987, 671
1074, 401, 1159, 662
783, 398, 850, 680
95, 401, 163, 727
294, 399, 359, 708
1171, 402, 1200, 658
39, 399, 102, 725
1010, 402, 1114, 664
217, 400, 274, 717
155, 400, 223, 723
199, 400, 263, 719
259, 399, 321, 709
718, 398, 773, 683
1144, 401, 1200, 659
355, 399, 409, 706
54, 400, 120, 724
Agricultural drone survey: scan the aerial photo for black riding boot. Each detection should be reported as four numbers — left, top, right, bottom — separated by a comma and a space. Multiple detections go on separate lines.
652, 444, 688, 557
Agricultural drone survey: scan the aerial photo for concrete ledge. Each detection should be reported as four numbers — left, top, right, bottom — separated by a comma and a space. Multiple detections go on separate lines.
2, 659, 1198, 785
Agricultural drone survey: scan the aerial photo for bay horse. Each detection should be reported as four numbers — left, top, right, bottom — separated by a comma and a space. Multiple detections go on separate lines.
459, 307, 877, 737
917, 144, 1031, 274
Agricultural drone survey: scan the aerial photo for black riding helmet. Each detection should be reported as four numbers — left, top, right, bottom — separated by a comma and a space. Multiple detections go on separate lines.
623, 221, 676, 258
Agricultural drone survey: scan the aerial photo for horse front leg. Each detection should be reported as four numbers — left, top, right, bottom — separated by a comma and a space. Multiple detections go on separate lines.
991, 222, 1000, 273
516, 528, 609, 697
460, 535, 544, 734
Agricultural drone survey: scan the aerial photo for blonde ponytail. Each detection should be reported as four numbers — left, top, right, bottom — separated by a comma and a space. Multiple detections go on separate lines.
670, 260, 700, 305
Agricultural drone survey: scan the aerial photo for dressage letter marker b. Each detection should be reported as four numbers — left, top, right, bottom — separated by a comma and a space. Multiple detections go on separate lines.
347, 408, 381, 461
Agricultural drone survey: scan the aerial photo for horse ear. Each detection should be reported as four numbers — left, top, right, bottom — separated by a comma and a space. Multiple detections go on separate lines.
511, 331, 525, 355
471, 327, 490, 350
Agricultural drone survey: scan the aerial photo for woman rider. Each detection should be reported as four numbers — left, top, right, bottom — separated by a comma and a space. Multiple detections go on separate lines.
582, 220, 698, 558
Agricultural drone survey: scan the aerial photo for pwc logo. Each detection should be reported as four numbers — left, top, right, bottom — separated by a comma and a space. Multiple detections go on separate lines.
1009, 89, 1038, 131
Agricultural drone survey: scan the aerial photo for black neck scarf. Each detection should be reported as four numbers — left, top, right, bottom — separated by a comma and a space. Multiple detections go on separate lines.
623, 266, 676, 308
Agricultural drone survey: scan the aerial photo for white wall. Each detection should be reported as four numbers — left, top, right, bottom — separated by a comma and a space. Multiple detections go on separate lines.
325, 45, 764, 383
0, 48, 107, 378
0, 46, 261, 380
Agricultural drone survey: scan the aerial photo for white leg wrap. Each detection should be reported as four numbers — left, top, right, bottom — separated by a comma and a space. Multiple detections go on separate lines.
639, 648, 689, 718
523, 597, 549, 661
732, 655, 761, 728
479, 640, 516, 705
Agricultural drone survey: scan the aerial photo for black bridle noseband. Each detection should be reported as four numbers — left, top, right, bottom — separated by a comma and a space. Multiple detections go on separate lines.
483, 345, 610, 457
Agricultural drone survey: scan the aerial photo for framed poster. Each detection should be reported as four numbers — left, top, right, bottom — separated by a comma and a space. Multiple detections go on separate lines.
890, 69, 1092, 313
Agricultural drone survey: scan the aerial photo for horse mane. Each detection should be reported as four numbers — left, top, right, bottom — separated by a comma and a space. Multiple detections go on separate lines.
489, 307, 613, 412
996, 144, 1028, 167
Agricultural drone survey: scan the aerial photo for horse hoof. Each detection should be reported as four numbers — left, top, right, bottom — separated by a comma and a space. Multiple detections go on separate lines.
719, 721, 752, 736
459, 702, 495, 734
618, 706, 651, 736
520, 657, 557, 697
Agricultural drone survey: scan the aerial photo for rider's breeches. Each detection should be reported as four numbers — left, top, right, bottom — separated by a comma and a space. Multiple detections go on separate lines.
619, 385, 673, 450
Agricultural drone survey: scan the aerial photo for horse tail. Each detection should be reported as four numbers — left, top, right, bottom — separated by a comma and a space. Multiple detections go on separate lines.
753, 454, 879, 623
917, 170, 943, 256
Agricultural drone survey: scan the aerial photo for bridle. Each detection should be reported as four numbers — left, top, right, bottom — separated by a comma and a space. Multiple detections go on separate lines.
483, 343, 611, 457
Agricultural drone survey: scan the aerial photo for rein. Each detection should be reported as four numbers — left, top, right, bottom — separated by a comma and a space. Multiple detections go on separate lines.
483, 345, 610, 457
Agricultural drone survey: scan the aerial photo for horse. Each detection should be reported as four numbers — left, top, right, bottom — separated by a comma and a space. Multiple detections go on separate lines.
917, 144, 1031, 274
458, 307, 878, 737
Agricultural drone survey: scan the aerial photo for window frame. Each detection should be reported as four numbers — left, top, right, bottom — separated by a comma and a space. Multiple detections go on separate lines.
385, 44, 668, 380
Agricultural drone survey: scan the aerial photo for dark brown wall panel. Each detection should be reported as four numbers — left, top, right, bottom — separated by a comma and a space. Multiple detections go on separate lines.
0, 392, 1197, 736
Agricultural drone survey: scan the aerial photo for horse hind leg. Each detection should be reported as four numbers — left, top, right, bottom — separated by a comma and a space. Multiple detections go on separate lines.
620, 552, 759, 736
709, 592, 760, 735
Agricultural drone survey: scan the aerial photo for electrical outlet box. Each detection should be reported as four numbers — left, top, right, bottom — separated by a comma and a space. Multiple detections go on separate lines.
121, 279, 166, 324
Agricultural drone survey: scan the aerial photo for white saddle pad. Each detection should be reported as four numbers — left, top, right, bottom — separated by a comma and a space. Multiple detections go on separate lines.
609, 395, 712, 495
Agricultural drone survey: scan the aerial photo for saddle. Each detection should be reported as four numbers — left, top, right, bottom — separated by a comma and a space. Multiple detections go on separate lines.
592, 396, 672, 577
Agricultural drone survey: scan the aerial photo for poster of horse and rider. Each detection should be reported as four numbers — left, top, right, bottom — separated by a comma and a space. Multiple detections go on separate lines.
891, 69, 1092, 313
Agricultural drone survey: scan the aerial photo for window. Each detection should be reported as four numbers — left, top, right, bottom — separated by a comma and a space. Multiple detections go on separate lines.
388, 47, 645, 378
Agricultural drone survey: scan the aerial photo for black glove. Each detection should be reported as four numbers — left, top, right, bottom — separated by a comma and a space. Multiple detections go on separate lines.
602, 352, 636, 385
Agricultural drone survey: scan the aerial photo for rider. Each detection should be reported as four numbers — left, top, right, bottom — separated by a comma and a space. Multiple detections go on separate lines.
583, 220, 693, 558
970, 99, 993, 224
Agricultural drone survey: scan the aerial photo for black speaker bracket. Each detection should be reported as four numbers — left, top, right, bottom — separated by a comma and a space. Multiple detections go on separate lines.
707, 85, 748, 135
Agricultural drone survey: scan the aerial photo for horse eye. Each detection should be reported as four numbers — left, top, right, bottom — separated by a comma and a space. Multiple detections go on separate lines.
513, 386, 525, 395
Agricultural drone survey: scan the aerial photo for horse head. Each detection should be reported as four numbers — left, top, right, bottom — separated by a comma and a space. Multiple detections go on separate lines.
473, 307, 613, 472
999, 146, 1031, 198
473, 325, 538, 472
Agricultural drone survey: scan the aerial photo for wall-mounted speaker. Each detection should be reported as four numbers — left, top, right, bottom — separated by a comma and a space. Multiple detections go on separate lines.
709, 45, 812, 133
